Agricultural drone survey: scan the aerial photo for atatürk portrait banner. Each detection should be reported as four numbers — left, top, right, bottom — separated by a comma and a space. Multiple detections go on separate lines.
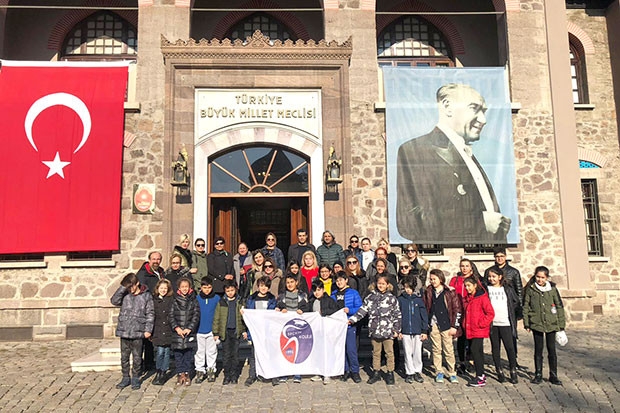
384, 67, 519, 245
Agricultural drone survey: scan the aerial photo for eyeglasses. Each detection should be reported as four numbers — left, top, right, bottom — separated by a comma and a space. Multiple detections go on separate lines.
350, 240, 359, 243
406, 249, 416, 252
215, 241, 224, 245
267, 238, 275, 241
264, 264, 274, 268
401, 265, 410, 269
196, 244, 205, 247
347, 261, 358, 265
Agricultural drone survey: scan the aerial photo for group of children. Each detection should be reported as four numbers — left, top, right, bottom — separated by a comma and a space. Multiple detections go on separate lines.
111, 259, 565, 389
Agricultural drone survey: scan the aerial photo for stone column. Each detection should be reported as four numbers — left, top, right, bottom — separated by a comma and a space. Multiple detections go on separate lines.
324, 1, 387, 242
543, 0, 591, 290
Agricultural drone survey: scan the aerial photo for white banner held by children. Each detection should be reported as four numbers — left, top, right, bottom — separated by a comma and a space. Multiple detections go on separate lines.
242, 309, 348, 379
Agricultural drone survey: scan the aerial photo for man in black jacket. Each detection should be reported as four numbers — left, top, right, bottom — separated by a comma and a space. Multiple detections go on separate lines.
287, 228, 316, 265
135, 250, 164, 372
207, 236, 234, 295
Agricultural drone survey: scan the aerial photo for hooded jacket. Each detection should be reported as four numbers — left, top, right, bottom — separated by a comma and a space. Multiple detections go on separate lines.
111, 284, 155, 339
212, 295, 246, 341
463, 289, 495, 339
398, 292, 429, 335
523, 280, 566, 333
349, 285, 401, 340
308, 294, 339, 316
168, 289, 200, 350
151, 294, 173, 346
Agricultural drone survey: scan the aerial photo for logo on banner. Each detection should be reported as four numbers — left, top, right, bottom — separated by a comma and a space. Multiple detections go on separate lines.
279, 319, 313, 364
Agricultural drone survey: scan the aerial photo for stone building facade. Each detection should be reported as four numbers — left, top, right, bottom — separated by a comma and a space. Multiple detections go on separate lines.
0, 0, 618, 339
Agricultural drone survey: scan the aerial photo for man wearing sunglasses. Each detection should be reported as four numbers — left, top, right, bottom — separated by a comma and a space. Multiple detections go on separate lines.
207, 236, 234, 295
190, 238, 209, 290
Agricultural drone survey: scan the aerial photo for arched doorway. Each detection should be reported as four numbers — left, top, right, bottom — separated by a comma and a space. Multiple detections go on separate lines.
208, 145, 311, 253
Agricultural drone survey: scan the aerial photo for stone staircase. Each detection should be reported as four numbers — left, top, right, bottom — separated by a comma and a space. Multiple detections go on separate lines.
71, 345, 122, 372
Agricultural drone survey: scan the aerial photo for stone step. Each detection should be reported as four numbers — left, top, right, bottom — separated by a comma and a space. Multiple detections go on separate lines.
71, 349, 122, 372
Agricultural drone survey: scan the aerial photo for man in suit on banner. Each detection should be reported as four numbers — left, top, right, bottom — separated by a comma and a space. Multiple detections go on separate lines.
396, 83, 511, 243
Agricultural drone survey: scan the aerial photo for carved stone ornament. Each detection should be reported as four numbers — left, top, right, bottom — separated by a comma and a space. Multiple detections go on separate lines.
161, 30, 352, 61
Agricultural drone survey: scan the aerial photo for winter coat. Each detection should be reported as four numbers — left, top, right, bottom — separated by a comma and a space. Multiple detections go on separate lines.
488, 283, 520, 338
398, 292, 429, 335
233, 253, 253, 293
463, 289, 495, 339
261, 246, 286, 271
347, 270, 369, 299
450, 274, 485, 301
164, 266, 191, 291
244, 291, 277, 341
207, 250, 234, 294
245, 291, 278, 311
197, 290, 220, 334
111, 285, 155, 339
523, 281, 566, 333
212, 296, 246, 341
423, 285, 463, 336
409, 257, 428, 288
331, 287, 363, 321
276, 290, 310, 312
253, 269, 283, 298
136, 262, 165, 293
168, 290, 200, 350
173, 245, 193, 268
301, 267, 319, 292
484, 263, 524, 317
365, 261, 398, 282
308, 294, 339, 316
349, 286, 401, 340
288, 243, 317, 265
191, 250, 208, 290
316, 242, 345, 267
151, 295, 174, 346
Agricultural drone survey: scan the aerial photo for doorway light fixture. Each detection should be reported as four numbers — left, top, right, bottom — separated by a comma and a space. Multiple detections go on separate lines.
325, 146, 342, 201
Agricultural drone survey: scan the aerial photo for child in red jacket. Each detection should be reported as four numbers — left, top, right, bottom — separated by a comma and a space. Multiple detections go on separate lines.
463, 277, 495, 387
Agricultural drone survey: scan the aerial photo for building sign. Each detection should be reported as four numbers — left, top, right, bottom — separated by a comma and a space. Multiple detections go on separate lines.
195, 89, 322, 142
133, 184, 156, 214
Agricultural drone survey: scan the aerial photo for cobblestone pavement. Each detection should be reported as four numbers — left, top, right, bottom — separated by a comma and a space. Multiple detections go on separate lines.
0, 317, 619, 413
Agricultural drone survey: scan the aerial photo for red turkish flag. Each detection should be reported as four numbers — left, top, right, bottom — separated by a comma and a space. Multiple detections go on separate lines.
0, 61, 128, 254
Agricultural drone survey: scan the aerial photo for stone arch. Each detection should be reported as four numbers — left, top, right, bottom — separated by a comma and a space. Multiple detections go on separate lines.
47, 1, 138, 51
567, 22, 595, 55
211, 0, 311, 41
376, 0, 465, 55
578, 147, 607, 168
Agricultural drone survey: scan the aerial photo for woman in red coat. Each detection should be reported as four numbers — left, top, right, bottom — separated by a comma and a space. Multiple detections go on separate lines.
463, 277, 495, 387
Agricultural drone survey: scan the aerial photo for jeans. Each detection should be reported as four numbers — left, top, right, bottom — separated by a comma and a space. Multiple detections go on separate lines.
173, 348, 194, 374
120, 338, 143, 378
142, 338, 155, 370
490, 325, 516, 370
222, 329, 240, 378
344, 327, 360, 374
155, 345, 170, 372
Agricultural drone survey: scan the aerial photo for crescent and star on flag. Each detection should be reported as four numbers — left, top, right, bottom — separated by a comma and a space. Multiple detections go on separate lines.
24, 92, 92, 179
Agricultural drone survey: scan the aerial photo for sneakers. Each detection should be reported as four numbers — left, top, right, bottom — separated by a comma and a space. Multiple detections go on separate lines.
385, 371, 395, 385
194, 371, 206, 384
279, 377, 288, 384
310, 375, 322, 382
468, 375, 486, 387
435, 373, 444, 383
340, 372, 350, 382
323, 376, 331, 385
293, 375, 302, 383
449, 375, 458, 384
272, 378, 279, 386
405, 375, 414, 384
206, 369, 216, 383
350, 372, 362, 383
367, 371, 382, 384
116, 377, 131, 389
413, 373, 425, 383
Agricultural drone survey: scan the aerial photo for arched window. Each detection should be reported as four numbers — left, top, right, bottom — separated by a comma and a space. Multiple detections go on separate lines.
377, 16, 453, 67
570, 41, 588, 104
227, 13, 294, 42
62, 11, 137, 59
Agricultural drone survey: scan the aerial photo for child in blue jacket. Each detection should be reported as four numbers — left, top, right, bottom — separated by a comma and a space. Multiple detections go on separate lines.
194, 276, 220, 384
332, 272, 363, 383
398, 276, 429, 384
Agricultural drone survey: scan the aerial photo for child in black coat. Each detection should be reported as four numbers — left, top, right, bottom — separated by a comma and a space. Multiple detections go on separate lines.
151, 279, 174, 385
308, 279, 339, 384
